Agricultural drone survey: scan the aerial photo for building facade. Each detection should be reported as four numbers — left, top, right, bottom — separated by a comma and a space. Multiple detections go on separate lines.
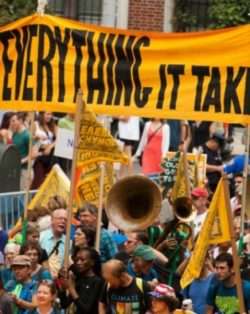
48, 0, 210, 31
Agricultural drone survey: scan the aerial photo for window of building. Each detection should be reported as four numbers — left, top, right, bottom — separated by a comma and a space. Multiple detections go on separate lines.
48, 0, 103, 24
48, 0, 64, 16
77, 0, 102, 24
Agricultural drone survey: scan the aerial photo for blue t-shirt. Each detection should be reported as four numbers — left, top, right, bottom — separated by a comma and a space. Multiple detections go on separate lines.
127, 261, 158, 281
31, 267, 52, 282
207, 279, 250, 314
5, 279, 37, 314
223, 155, 250, 175
183, 274, 216, 314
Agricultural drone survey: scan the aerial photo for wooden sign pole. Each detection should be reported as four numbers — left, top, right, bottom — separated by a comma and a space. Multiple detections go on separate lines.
241, 125, 250, 234
182, 148, 191, 197
23, 112, 35, 220
223, 176, 246, 314
63, 90, 84, 269
95, 162, 106, 252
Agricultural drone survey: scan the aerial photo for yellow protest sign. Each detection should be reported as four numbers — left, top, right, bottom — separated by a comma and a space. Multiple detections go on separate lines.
180, 178, 230, 288
164, 152, 207, 198
28, 164, 70, 209
76, 162, 113, 207
77, 109, 128, 166
0, 15, 249, 123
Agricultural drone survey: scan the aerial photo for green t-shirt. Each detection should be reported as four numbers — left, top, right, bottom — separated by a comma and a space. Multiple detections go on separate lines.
58, 116, 74, 131
207, 279, 250, 314
13, 129, 30, 161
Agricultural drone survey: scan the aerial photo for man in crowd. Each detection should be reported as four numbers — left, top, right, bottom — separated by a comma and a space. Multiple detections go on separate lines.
99, 259, 151, 313
230, 173, 243, 213
206, 252, 250, 314
10, 112, 37, 190
116, 231, 168, 267
77, 203, 117, 262
40, 208, 67, 277
200, 133, 224, 192
124, 231, 149, 258
127, 244, 159, 288
5, 255, 36, 313
191, 187, 209, 237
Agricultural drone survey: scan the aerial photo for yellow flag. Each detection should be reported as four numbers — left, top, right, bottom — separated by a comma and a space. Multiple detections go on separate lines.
180, 178, 230, 289
172, 153, 196, 200
28, 164, 70, 210
77, 110, 128, 166
209, 182, 231, 245
76, 162, 113, 207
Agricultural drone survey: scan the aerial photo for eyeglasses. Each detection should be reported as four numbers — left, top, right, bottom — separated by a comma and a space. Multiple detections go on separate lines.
235, 180, 242, 184
126, 240, 137, 244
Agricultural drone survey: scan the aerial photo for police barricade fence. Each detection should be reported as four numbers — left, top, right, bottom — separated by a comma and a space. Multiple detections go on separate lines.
0, 190, 37, 230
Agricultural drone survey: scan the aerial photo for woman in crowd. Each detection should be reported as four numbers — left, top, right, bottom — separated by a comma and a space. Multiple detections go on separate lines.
20, 242, 52, 282
25, 224, 49, 267
148, 284, 179, 314
118, 116, 140, 176
135, 119, 170, 182
58, 247, 104, 314
33, 280, 58, 314
72, 225, 96, 255
31, 112, 57, 189
0, 242, 20, 286
0, 111, 15, 144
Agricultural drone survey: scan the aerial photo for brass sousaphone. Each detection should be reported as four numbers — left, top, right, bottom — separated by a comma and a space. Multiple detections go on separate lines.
106, 175, 162, 232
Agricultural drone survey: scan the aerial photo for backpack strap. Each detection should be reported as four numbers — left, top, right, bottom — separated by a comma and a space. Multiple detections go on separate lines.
48, 240, 62, 258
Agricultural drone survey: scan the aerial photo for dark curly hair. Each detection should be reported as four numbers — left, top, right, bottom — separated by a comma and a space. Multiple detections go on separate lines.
72, 247, 101, 277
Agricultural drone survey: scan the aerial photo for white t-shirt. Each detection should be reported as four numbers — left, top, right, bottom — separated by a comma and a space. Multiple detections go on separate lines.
118, 116, 140, 141
193, 211, 207, 237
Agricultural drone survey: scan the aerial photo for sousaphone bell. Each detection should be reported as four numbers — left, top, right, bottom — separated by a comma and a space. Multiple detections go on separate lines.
106, 175, 162, 232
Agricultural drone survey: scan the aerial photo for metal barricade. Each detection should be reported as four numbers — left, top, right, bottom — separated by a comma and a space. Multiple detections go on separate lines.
0, 190, 37, 230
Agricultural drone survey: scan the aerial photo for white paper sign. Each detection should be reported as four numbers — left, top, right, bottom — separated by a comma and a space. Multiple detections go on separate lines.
54, 128, 74, 160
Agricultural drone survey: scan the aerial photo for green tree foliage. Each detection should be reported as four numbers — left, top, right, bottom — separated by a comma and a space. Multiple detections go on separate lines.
173, 0, 197, 31
0, 0, 37, 26
208, 0, 250, 28
174, 0, 250, 31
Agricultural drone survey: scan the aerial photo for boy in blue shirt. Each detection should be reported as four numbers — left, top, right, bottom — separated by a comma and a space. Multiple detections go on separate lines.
206, 252, 250, 314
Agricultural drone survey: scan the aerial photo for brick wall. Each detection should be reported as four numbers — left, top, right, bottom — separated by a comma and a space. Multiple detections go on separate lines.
128, 0, 165, 31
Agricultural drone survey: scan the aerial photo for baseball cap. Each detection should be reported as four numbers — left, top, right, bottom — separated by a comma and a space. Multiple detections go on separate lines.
112, 232, 128, 246
191, 187, 208, 198
149, 284, 176, 300
211, 133, 225, 147
133, 244, 156, 261
11, 255, 31, 267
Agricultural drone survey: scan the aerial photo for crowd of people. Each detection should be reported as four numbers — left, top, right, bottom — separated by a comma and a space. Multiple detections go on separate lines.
0, 113, 250, 314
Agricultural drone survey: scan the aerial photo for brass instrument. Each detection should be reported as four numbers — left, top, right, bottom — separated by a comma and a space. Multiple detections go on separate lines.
106, 175, 162, 232
173, 196, 196, 223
